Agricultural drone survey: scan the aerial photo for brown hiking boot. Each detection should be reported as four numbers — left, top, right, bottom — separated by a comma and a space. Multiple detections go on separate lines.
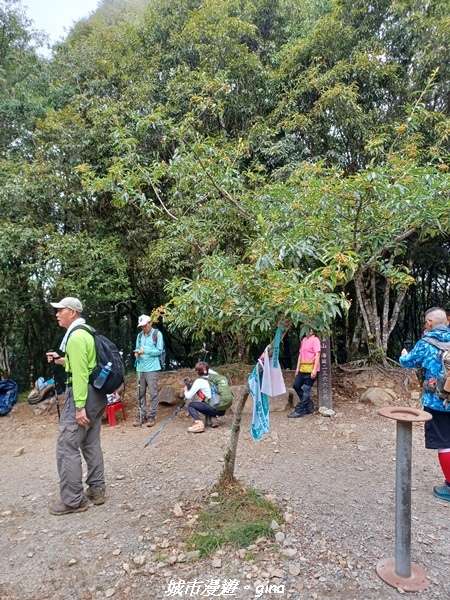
133, 419, 142, 427
188, 421, 205, 433
86, 486, 106, 505
147, 419, 156, 427
50, 496, 89, 516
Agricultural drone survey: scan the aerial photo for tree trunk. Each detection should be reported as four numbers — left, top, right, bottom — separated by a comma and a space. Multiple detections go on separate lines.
220, 317, 292, 484
354, 263, 409, 365
0, 334, 11, 378
220, 390, 249, 484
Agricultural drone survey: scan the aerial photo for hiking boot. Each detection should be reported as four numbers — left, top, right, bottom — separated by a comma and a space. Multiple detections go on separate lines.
133, 419, 143, 427
204, 415, 212, 427
50, 496, 89, 516
287, 411, 304, 418
86, 486, 106, 505
210, 418, 219, 428
147, 419, 156, 427
188, 421, 205, 433
433, 483, 450, 502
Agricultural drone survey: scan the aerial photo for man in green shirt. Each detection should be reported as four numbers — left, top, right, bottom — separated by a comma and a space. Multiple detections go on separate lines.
46, 297, 108, 515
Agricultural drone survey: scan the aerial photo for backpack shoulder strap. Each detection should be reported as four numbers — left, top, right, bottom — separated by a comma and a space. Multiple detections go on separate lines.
422, 337, 450, 352
71, 324, 95, 335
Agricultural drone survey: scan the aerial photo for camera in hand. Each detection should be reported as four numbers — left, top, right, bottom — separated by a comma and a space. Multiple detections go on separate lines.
184, 378, 191, 390
404, 339, 413, 352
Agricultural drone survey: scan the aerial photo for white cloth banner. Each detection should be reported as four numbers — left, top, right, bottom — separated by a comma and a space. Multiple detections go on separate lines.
260, 347, 286, 397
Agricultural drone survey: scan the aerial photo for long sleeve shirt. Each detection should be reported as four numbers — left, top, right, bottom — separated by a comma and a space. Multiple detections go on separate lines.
65, 327, 97, 409
135, 328, 163, 372
399, 326, 450, 412
184, 369, 218, 401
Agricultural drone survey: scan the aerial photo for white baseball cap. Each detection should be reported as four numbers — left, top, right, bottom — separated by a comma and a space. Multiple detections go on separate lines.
137, 314, 152, 327
50, 297, 83, 312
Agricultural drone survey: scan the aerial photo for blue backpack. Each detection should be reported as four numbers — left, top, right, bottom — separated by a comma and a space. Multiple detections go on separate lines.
0, 379, 18, 416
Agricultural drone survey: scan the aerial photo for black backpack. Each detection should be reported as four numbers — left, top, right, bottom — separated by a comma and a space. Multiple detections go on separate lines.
70, 325, 125, 394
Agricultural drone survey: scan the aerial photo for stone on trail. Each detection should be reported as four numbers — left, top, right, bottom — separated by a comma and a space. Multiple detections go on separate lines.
270, 568, 285, 579
158, 385, 177, 405
13, 447, 25, 457
360, 387, 397, 407
173, 502, 184, 517
270, 520, 280, 531
275, 531, 285, 542
318, 406, 336, 417
284, 512, 295, 524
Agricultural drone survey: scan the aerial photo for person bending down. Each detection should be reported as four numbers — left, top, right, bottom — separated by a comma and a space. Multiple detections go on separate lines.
183, 362, 226, 433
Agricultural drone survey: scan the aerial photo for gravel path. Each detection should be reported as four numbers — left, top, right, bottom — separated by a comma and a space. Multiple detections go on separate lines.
1, 382, 449, 600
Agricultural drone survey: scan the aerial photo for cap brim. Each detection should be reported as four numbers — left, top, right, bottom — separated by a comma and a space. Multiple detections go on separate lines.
50, 302, 65, 308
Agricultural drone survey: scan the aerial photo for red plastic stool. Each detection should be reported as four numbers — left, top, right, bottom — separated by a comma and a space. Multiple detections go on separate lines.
106, 401, 126, 427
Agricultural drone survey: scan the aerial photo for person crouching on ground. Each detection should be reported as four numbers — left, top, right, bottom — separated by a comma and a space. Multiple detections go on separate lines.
184, 362, 225, 433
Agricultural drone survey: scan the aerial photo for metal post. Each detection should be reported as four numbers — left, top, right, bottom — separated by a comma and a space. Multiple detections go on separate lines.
395, 420, 412, 578
377, 406, 431, 592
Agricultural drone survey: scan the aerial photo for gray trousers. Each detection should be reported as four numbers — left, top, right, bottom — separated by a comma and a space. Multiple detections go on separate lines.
57, 385, 107, 507
137, 371, 160, 421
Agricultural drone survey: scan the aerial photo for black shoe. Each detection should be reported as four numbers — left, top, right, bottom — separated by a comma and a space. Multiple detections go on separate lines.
205, 415, 212, 427
287, 411, 304, 418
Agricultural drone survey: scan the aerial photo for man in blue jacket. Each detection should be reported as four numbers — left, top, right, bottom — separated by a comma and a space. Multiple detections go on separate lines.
399, 307, 450, 502
133, 314, 164, 427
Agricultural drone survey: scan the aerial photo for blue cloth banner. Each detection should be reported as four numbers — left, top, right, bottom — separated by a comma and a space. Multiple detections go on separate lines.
249, 326, 285, 441
249, 364, 270, 441
272, 326, 284, 368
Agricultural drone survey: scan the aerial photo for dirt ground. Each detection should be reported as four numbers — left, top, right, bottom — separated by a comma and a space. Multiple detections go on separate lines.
1, 367, 449, 600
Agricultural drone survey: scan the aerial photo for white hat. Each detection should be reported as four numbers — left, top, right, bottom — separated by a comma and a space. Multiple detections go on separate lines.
50, 297, 83, 312
137, 314, 152, 327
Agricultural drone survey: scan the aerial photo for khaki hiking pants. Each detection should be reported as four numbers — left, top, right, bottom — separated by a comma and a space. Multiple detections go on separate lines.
57, 385, 107, 507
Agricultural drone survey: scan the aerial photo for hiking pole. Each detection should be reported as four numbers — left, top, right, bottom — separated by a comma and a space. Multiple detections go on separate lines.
144, 400, 186, 448
48, 350, 60, 420
136, 358, 142, 426
144, 378, 190, 448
